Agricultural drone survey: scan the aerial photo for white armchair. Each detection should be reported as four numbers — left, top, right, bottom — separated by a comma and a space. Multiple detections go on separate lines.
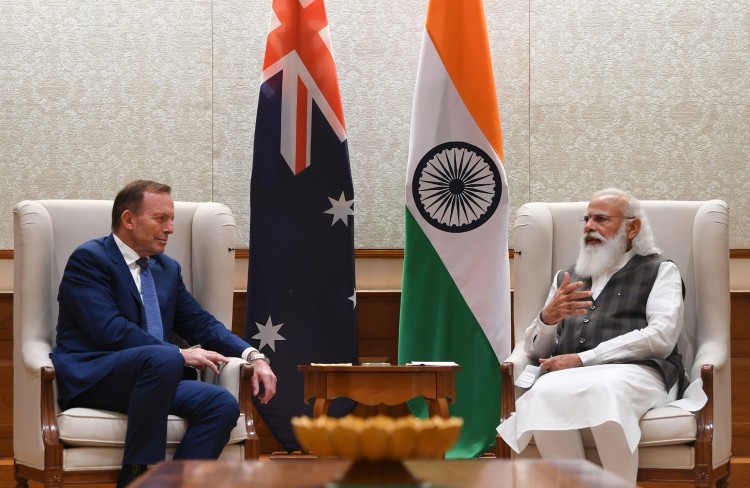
13, 200, 259, 488
496, 200, 731, 487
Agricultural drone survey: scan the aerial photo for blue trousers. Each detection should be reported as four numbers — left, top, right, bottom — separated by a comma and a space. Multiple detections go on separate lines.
68, 345, 240, 465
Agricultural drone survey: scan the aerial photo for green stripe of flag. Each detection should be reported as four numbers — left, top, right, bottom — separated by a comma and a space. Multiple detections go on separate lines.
398, 209, 501, 458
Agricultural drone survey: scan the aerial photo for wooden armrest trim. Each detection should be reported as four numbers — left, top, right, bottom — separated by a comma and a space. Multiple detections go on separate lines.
694, 364, 714, 483
40, 366, 64, 474
500, 362, 516, 422
238, 363, 260, 459
495, 362, 516, 459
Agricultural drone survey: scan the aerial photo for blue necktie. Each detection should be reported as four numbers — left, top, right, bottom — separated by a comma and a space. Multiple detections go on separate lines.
136, 258, 164, 341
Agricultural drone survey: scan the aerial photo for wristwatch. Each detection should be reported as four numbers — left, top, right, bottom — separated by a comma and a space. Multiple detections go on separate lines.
248, 352, 271, 366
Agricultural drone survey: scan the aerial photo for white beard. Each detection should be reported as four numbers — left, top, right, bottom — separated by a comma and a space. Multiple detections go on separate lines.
574, 225, 629, 278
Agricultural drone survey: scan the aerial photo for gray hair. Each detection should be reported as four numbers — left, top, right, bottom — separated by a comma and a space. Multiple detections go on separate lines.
591, 188, 662, 256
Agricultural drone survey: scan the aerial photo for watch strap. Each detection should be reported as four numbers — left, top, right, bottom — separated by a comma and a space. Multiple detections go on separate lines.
249, 352, 270, 366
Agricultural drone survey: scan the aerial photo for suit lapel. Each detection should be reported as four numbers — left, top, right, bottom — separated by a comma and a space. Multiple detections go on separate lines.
104, 234, 147, 325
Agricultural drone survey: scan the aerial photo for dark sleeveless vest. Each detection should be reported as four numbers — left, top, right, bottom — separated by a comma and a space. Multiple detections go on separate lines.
554, 254, 685, 393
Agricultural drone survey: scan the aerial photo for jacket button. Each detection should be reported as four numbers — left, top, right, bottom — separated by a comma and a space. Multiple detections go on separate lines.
583, 318, 590, 323
590, 305, 596, 310
579, 338, 586, 343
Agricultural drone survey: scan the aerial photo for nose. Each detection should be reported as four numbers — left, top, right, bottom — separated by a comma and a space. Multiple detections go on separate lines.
164, 220, 174, 234
583, 217, 597, 232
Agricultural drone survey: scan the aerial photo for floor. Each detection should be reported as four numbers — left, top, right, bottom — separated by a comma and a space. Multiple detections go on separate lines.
1, 457, 748, 487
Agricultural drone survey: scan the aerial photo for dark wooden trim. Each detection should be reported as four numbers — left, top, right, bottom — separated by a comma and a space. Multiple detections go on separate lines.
234, 249, 407, 259
356, 249, 404, 259
6, 248, 750, 259
228, 249, 511, 260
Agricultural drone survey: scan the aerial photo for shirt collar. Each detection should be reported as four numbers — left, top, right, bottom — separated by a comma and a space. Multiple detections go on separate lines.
112, 233, 143, 268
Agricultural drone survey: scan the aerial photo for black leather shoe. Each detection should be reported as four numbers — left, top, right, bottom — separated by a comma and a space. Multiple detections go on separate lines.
116, 464, 148, 488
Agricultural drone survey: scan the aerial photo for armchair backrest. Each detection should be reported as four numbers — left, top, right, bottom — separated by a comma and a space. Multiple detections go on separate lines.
512, 200, 730, 381
13, 199, 237, 360
12, 199, 237, 466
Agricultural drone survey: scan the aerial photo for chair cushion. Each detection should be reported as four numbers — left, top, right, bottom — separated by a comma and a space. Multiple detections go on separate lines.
639, 445, 695, 469
638, 406, 697, 446
62, 444, 247, 471
57, 408, 248, 447
515, 443, 696, 470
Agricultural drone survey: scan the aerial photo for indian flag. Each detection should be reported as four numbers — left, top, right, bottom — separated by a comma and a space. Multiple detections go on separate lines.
398, 0, 511, 458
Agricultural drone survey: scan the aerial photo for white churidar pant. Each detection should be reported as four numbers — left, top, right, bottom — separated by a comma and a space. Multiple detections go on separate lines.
497, 363, 674, 484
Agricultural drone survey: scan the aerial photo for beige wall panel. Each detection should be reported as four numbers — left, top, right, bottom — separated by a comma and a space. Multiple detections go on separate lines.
0, 1, 214, 244
486, 0, 532, 247
212, 0, 266, 245
528, 0, 750, 247
1, 1, 748, 250
326, 0, 421, 249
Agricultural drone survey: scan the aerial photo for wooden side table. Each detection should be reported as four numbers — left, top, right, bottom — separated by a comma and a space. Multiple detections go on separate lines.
298, 365, 462, 418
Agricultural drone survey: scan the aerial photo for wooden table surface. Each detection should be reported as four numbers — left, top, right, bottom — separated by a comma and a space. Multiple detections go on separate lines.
130, 459, 635, 488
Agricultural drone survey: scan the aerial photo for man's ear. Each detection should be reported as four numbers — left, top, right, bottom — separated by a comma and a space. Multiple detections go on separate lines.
627, 218, 641, 241
120, 210, 135, 230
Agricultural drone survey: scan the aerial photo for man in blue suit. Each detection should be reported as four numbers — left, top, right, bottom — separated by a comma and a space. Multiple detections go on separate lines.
51, 180, 277, 488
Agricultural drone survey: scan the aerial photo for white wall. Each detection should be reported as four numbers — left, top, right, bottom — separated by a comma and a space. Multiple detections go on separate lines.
2, 0, 749, 250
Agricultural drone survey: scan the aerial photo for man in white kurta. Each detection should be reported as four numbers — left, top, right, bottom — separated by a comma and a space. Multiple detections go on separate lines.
497, 188, 685, 485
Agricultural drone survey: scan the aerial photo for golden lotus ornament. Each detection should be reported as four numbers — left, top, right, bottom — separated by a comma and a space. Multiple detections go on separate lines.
291, 415, 463, 486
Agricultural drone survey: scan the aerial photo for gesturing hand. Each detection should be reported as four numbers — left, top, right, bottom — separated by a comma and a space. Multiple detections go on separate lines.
540, 272, 593, 325
180, 348, 229, 375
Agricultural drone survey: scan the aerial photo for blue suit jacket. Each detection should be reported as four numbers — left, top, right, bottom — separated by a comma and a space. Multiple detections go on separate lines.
51, 234, 250, 408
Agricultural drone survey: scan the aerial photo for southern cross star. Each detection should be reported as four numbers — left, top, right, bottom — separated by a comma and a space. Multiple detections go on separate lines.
323, 191, 354, 226
252, 316, 286, 352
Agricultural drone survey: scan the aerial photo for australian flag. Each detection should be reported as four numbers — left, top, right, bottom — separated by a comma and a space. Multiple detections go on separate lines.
246, 0, 358, 452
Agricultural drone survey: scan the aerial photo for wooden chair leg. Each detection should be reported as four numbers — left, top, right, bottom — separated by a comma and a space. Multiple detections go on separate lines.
44, 468, 63, 488
13, 461, 29, 488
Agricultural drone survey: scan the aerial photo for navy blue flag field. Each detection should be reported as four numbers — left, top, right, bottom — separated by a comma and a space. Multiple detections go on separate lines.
246, 0, 358, 452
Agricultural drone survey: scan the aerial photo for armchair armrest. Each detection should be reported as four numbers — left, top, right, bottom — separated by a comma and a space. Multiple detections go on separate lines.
692, 342, 728, 377
502, 342, 536, 405
495, 344, 537, 459
504, 343, 534, 380
202, 357, 247, 399
496, 362, 515, 459
40, 366, 64, 481
22, 340, 54, 375
203, 357, 260, 459
691, 365, 715, 483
